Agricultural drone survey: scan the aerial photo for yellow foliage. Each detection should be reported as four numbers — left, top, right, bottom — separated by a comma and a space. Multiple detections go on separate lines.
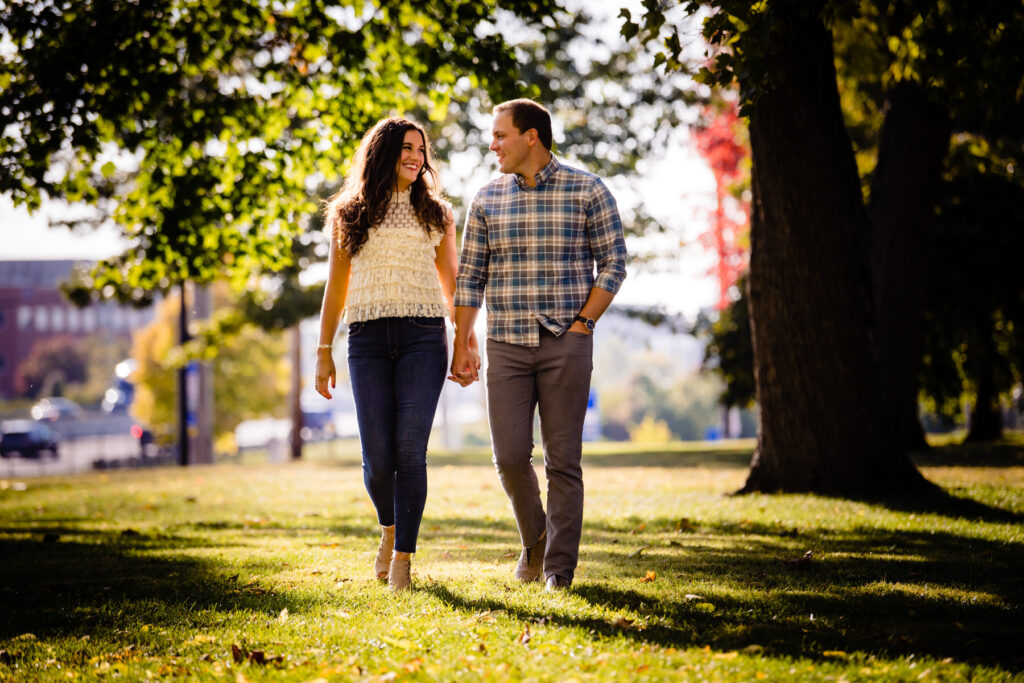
629, 415, 672, 444
130, 284, 289, 444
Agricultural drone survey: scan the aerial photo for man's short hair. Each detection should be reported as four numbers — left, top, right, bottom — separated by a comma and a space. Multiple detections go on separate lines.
494, 99, 553, 150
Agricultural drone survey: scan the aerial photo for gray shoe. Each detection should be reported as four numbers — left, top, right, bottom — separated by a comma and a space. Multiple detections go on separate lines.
545, 574, 571, 592
514, 532, 546, 583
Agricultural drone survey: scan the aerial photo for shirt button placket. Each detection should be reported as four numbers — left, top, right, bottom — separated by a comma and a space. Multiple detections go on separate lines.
525, 188, 537, 347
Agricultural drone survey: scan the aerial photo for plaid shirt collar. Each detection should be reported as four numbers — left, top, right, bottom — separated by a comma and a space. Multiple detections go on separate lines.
513, 153, 560, 190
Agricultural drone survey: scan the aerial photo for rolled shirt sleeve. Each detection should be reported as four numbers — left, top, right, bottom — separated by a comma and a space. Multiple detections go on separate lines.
586, 177, 628, 295
454, 199, 489, 308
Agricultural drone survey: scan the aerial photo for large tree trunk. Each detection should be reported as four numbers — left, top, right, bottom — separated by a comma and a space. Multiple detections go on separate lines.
739, 8, 931, 495
869, 82, 950, 454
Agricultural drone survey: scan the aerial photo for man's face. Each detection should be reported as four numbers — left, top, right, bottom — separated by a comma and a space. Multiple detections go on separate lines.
489, 111, 531, 175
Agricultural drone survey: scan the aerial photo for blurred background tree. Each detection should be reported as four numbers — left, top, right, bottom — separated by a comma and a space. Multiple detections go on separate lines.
1, 0, 565, 301
15, 337, 88, 399
131, 284, 289, 452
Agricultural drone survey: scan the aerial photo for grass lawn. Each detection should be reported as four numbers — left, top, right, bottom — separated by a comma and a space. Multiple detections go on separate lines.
1, 438, 1022, 681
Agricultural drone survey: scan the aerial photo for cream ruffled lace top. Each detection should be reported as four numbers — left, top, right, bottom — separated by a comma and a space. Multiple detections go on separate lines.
344, 189, 449, 323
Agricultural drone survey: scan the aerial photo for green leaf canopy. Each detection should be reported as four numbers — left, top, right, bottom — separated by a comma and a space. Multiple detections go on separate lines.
0, 0, 560, 300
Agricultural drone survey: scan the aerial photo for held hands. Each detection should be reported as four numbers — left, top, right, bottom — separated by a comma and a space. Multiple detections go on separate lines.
314, 349, 336, 399
448, 331, 481, 387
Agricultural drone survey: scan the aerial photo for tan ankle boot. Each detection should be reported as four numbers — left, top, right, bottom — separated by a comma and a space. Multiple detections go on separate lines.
388, 556, 411, 592
375, 526, 395, 581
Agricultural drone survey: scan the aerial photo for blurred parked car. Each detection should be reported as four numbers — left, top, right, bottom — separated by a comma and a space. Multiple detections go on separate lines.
30, 397, 83, 422
0, 419, 60, 459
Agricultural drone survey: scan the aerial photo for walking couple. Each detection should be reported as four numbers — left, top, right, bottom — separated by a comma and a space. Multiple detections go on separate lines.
314, 99, 627, 592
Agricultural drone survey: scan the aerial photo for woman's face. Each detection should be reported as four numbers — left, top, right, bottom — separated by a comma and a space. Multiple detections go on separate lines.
394, 129, 426, 191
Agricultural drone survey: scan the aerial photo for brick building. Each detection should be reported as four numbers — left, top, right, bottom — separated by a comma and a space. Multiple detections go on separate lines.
0, 260, 155, 399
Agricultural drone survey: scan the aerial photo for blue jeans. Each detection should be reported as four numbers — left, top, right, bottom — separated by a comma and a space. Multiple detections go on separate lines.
347, 317, 447, 553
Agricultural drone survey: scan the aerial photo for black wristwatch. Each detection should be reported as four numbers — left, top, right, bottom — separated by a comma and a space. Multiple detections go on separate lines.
574, 314, 596, 332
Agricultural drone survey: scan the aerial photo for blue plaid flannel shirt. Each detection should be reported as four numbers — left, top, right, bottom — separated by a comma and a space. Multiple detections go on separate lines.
455, 155, 627, 347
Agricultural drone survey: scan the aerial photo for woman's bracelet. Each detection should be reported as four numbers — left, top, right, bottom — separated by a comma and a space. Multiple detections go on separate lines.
317, 344, 333, 350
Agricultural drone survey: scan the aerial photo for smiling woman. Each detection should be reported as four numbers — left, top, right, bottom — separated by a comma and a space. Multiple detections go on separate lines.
314, 116, 479, 592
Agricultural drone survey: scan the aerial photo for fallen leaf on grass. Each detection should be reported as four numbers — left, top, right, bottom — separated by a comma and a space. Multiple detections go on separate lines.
403, 658, 425, 672
278, 608, 289, 624
675, 518, 695, 532
683, 594, 705, 601
502, 551, 516, 559
612, 617, 635, 629
517, 625, 531, 645
627, 547, 648, 559
630, 522, 647, 534
784, 550, 814, 569
231, 644, 283, 666
639, 571, 657, 583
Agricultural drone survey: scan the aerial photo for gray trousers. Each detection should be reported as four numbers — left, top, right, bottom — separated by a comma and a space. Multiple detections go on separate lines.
485, 329, 593, 582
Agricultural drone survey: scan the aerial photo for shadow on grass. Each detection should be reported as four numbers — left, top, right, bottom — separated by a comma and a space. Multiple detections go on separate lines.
869, 487, 1024, 524
0, 535, 321, 642
912, 437, 1024, 468
421, 571, 1023, 672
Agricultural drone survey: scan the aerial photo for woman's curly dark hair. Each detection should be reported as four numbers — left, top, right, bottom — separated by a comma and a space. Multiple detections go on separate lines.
324, 117, 448, 256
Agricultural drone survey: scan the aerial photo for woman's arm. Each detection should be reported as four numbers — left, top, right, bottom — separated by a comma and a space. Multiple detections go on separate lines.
434, 208, 459, 321
435, 208, 480, 385
315, 237, 352, 399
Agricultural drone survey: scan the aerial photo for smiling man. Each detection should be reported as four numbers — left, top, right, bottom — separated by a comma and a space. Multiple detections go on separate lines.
450, 99, 627, 591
